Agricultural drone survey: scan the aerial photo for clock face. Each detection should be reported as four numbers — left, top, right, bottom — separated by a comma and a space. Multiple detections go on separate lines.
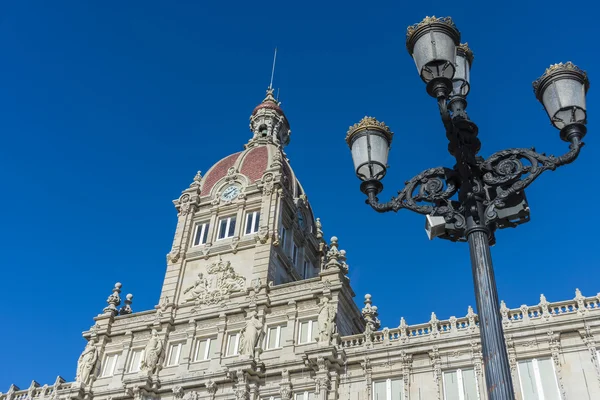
297, 209, 305, 229
221, 185, 241, 201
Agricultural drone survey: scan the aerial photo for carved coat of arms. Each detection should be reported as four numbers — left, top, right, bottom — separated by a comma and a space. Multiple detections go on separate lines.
183, 260, 246, 306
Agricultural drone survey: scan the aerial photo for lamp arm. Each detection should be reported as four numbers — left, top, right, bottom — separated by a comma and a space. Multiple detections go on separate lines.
481, 135, 584, 224
363, 166, 461, 216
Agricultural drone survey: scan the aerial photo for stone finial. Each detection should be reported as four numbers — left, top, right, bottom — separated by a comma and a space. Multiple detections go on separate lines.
466, 306, 477, 331
362, 294, 381, 333
429, 312, 440, 336
575, 288, 587, 316
119, 294, 133, 315
324, 237, 349, 274
189, 171, 202, 189
102, 282, 122, 316
315, 218, 324, 240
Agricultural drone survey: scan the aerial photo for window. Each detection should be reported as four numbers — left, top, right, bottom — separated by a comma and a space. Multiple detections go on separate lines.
443, 369, 479, 400
226, 333, 240, 356
127, 349, 144, 373
372, 378, 404, 400
517, 358, 561, 400
303, 260, 311, 278
193, 338, 215, 361
217, 216, 236, 240
295, 393, 315, 400
280, 226, 287, 252
245, 211, 260, 235
100, 353, 119, 377
298, 320, 318, 344
263, 398, 281, 400
292, 244, 298, 265
265, 326, 282, 350
166, 343, 183, 366
192, 222, 209, 246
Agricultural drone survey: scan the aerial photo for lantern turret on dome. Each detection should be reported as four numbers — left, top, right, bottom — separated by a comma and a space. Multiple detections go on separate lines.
247, 88, 291, 149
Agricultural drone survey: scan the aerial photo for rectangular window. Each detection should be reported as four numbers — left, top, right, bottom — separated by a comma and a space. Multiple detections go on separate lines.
226, 333, 240, 356
217, 216, 236, 240
517, 358, 561, 400
298, 320, 318, 344
443, 368, 479, 400
100, 353, 119, 377
372, 378, 404, 400
192, 222, 209, 246
295, 393, 315, 400
280, 226, 287, 252
303, 260, 311, 278
245, 211, 260, 235
193, 338, 215, 361
263, 398, 282, 400
265, 326, 282, 350
127, 349, 144, 373
292, 244, 298, 265
166, 343, 183, 366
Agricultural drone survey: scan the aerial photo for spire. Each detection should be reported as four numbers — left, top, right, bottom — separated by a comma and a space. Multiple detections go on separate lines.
247, 88, 291, 149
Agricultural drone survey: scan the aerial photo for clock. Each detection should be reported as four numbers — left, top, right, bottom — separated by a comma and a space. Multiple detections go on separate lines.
221, 185, 241, 201
297, 209, 305, 229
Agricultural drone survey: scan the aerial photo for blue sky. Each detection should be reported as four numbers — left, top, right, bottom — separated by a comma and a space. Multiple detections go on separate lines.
1, 0, 598, 389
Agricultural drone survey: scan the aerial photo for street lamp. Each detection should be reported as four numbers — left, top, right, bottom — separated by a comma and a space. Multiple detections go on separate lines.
346, 16, 589, 400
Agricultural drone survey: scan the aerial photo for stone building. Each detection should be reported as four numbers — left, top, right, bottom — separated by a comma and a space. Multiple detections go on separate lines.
3, 89, 600, 400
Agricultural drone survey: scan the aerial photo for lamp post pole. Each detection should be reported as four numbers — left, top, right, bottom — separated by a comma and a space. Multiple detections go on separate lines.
346, 16, 589, 400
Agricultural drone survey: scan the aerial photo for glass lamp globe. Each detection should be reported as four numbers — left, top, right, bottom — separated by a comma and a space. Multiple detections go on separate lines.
345, 116, 394, 182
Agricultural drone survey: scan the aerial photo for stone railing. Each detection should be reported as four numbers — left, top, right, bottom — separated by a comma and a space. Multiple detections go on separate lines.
0, 379, 72, 400
340, 289, 600, 350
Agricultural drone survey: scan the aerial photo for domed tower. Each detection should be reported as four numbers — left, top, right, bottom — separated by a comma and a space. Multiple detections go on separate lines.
160, 89, 324, 306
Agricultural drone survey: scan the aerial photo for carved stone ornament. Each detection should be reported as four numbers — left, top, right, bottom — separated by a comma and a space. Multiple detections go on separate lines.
174, 192, 200, 217
205, 379, 217, 395
182, 259, 247, 307
75, 341, 98, 385
172, 386, 184, 400
317, 297, 337, 345
183, 391, 200, 400
189, 171, 202, 189
140, 329, 164, 375
362, 294, 381, 334
239, 312, 263, 358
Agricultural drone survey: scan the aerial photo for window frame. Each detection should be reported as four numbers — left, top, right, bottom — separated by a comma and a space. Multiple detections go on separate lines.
192, 222, 210, 246
516, 357, 561, 400
245, 211, 260, 235
371, 377, 405, 400
127, 348, 144, 373
442, 368, 480, 400
265, 325, 282, 350
166, 342, 183, 367
297, 320, 317, 344
193, 337, 215, 362
216, 216, 237, 240
280, 226, 287, 252
292, 243, 298, 266
100, 353, 119, 377
225, 332, 240, 357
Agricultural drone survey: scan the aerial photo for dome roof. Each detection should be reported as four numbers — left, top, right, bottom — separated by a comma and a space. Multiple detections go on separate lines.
200, 145, 271, 196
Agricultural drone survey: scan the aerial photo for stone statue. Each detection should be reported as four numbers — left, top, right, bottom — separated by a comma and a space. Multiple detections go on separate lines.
239, 312, 263, 357
75, 341, 98, 385
318, 298, 337, 344
184, 273, 208, 302
141, 330, 164, 374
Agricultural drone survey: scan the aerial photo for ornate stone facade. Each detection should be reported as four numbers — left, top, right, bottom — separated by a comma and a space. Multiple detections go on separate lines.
4, 90, 600, 400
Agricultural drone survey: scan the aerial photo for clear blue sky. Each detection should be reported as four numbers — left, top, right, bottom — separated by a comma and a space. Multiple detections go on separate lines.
1, 0, 598, 389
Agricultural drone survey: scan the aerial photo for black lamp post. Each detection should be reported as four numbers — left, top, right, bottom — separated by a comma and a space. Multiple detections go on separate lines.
346, 16, 590, 400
